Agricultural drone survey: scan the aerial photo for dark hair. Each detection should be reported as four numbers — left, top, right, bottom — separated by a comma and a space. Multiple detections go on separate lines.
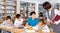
30, 11, 36, 16
43, 1, 52, 10
16, 14, 20, 19
6, 16, 11, 20
40, 19, 46, 25
39, 12, 43, 17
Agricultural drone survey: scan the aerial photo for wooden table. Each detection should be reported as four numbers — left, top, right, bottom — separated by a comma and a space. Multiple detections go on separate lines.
0, 23, 54, 33
0, 27, 54, 33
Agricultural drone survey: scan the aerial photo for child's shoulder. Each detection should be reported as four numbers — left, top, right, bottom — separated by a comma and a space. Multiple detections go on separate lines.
2, 21, 7, 25
3, 21, 7, 23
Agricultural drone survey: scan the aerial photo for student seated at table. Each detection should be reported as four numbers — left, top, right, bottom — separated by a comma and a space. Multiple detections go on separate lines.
38, 19, 50, 32
14, 14, 23, 28
26, 11, 39, 30
1, 16, 13, 27
1, 16, 13, 33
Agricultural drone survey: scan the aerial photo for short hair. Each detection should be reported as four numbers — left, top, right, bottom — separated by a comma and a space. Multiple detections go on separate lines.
43, 1, 52, 10
16, 14, 20, 18
39, 12, 43, 17
6, 16, 11, 20
30, 11, 36, 16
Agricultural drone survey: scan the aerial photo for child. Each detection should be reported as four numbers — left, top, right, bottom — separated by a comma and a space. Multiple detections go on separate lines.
1, 16, 13, 33
14, 14, 23, 28
1, 16, 13, 27
26, 11, 39, 30
38, 19, 50, 32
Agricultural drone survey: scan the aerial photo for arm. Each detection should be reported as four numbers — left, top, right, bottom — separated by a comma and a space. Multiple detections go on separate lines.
55, 9, 60, 15
27, 17, 30, 26
25, 18, 31, 28
55, 20, 60, 25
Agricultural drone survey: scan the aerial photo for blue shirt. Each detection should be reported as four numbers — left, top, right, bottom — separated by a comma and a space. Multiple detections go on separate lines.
28, 17, 39, 26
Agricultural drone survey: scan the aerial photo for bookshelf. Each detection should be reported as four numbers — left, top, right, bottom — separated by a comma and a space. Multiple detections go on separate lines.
20, 1, 35, 22
0, 0, 17, 22
0, 0, 5, 22
6, 0, 17, 19
20, 1, 35, 18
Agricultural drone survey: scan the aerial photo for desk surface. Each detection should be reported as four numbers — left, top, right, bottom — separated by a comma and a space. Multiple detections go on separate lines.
0, 23, 54, 33
0, 27, 54, 33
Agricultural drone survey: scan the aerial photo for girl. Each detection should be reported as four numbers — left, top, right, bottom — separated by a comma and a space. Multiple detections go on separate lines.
38, 19, 50, 32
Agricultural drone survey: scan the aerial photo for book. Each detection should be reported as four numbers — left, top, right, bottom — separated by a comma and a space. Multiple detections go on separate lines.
52, 15, 60, 23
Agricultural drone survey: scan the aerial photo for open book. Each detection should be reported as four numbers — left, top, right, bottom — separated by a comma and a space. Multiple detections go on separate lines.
52, 15, 60, 23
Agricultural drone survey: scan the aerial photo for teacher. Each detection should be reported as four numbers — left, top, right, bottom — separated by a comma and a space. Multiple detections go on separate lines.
42, 1, 60, 33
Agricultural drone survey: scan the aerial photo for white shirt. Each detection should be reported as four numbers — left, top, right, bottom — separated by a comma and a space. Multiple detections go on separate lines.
1, 21, 13, 27
49, 10, 51, 17
46, 9, 60, 25
30, 25, 50, 32
14, 18, 23, 27
39, 25, 50, 32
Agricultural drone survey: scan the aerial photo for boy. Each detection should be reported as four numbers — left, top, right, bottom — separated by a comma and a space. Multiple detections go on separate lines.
14, 14, 23, 28
26, 11, 39, 30
1, 16, 13, 33
1, 16, 13, 27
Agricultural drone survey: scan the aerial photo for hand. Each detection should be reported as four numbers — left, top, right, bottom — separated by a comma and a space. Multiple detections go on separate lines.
51, 21, 56, 25
50, 20, 55, 24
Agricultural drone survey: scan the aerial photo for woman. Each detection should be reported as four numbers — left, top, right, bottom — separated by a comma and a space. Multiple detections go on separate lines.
42, 1, 60, 33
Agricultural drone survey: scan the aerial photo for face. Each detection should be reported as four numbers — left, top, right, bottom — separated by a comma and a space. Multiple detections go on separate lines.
38, 22, 43, 26
6, 19, 11, 23
31, 14, 36, 19
17, 17, 21, 21
49, 7, 53, 11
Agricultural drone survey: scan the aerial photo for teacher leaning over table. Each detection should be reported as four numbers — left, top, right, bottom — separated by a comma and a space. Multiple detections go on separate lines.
42, 1, 60, 33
